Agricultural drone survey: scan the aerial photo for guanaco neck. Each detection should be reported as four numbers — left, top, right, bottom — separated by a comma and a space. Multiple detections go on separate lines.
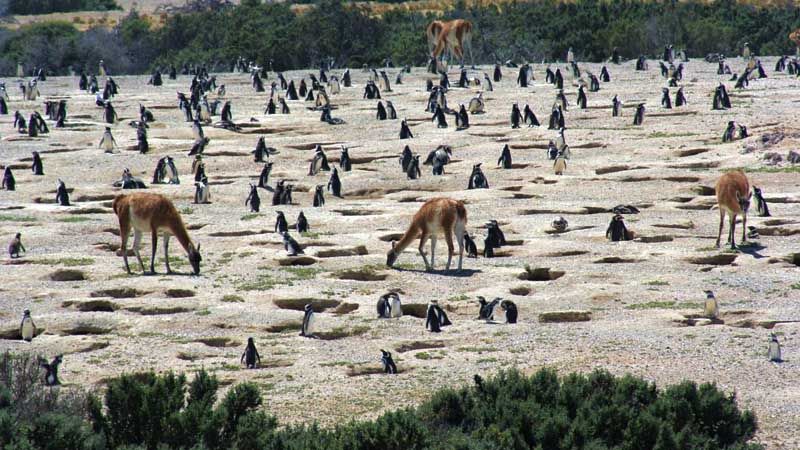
168, 220, 194, 254
393, 222, 422, 254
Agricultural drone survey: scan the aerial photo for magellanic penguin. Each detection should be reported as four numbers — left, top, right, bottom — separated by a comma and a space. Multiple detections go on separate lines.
497, 144, 512, 169
605, 214, 632, 241
194, 180, 210, 204
245, 184, 260, 213
463, 232, 478, 258
551, 216, 568, 232
296, 211, 309, 233
399, 145, 413, 172
55, 179, 70, 206
612, 95, 622, 117
468, 164, 489, 189
309, 146, 331, 175
675, 87, 687, 107
339, 146, 352, 172
407, 154, 421, 180
523, 104, 539, 127
661, 88, 672, 109
703, 290, 719, 319
381, 350, 397, 374
425, 300, 451, 332
377, 292, 402, 318
553, 150, 568, 175
327, 167, 342, 198
9, 233, 25, 258
752, 186, 770, 217
510, 103, 522, 129
300, 303, 316, 337
99, 127, 117, 153
469, 92, 485, 114
313, 185, 325, 207
20, 309, 36, 341
151, 155, 176, 185
2, 168, 15, 191
477, 296, 499, 322
40, 355, 62, 386
241, 337, 261, 369
632, 103, 645, 125
768, 333, 782, 362
399, 119, 414, 139
500, 300, 518, 324
282, 231, 304, 256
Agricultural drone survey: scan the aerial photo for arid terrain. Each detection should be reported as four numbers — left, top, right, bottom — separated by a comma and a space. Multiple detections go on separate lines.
1, 59, 799, 448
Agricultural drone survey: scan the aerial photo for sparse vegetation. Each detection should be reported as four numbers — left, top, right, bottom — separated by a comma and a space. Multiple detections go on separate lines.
626, 301, 704, 310
0, 214, 37, 222
27, 257, 94, 266
221, 294, 245, 303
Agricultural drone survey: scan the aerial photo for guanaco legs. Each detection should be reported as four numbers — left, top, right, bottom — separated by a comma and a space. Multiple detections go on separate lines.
112, 192, 202, 275
386, 197, 467, 272
427, 19, 474, 68
715, 170, 752, 250
790, 29, 800, 54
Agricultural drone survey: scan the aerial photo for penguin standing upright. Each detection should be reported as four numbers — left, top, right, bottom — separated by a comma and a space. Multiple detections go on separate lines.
553, 150, 568, 175
768, 334, 782, 362
675, 87, 687, 107
8, 232, 25, 259
40, 355, 62, 386
612, 95, 622, 117
313, 185, 325, 207
241, 337, 261, 369
606, 214, 632, 241
327, 168, 342, 198
493, 63, 502, 82
426, 301, 442, 332
703, 290, 719, 319
463, 232, 478, 258
291, 211, 308, 234
381, 350, 397, 374
377, 101, 387, 120
455, 104, 469, 129
2, 168, 15, 191
501, 300, 518, 324
407, 155, 421, 179
632, 103, 645, 125
498, 144, 512, 169
752, 186, 770, 217
400, 119, 413, 139
661, 88, 672, 109
577, 86, 587, 109
510, 103, 522, 128
468, 164, 489, 189
339, 146, 352, 172
722, 121, 737, 142
104, 102, 117, 124
55, 179, 70, 206
245, 184, 260, 213
282, 231, 303, 256
477, 296, 499, 322
523, 104, 539, 127
309, 146, 330, 175
433, 105, 448, 128
137, 122, 149, 154
20, 309, 35, 341
399, 145, 413, 172
300, 303, 316, 337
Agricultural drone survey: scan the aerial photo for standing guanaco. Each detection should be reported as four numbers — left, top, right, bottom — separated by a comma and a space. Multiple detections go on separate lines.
715, 170, 751, 250
112, 193, 202, 275
386, 197, 467, 272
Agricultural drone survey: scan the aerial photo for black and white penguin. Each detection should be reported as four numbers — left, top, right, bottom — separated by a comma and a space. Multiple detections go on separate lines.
245, 184, 260, 213
327, 167, 342, 198
576, 86, 587, 109
257, 162, 272, 189
282, 231, 303, 256
606, 214, 632, 241
399, 145, 413, 172
377, 101, 387, 120
300, 303, 316, 337
296, 211, 309, 233
497, 144, 512, 169
400, 119, 414, 139
632, 103, 645, 126
339, 146, 352, 172
752, 186, 770, 217
493, 63, 502, 82
381, 349, 397, 374
523, 104, 539, 127
55, 179, 70, 206
432, 105, 448, 128
2, 168, 15, 191
463, 232, 478, 258
468, 164, 489, 189
407, 154, 421, 180
377, 292, 402, 318
425, 300, 451, 332
722, 121, 737, 142
313, 185, 325, 207
477, 296, 499, 322
675, 87, 687, 107
8, 233, 25, 259
241, 337, 261, 369
612, 95, 622, 117
661, 88, 672, 109
40, 355, 62, 386
309, 145, 331, 175
20, 309, 35, 341
510, 103, 522, 129
455, 104, 469, 130
600, 65, 610, 82
703, 290, 719, 319
501, 300, 518, 324
768, 333, 782, 362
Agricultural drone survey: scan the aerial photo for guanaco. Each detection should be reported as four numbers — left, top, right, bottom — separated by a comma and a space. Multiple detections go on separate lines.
715, 170, 751, 250
112, 192, 202, 275
428, 19, 474, 67
386, 197, 467, 272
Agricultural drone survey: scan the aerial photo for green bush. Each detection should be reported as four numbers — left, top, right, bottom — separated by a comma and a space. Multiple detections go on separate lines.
7, 0, 120, 15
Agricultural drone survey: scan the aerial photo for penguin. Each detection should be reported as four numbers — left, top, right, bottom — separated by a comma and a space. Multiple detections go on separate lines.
339, 146, 352, 172
493, 63, 502, 82
342, 69, 351, 87
545, 67, 555, 84
752, 186, 770, 217
245, 184, 260, 213
611, 205, 640, 215
576, 86, 587, 109
612, 95, 622, 117
457, 68, 469, 88
463, 232, 478, 258
722, 121, 736, 142
40, 355, 62, 386
548, 105, 564, 129
554, 68, 563, 89
299, 79, 308, 98
380, 70, 392, 92
738, 124, 749, 140
286, 80, 299, 100
381, 350, 397, 374
632, 103, 645, 126
517, 65, 528, 88
377, 292, 402, 318
309, 146, 331, 175
433, 105, 448, 128
742, 42, 751, 59
424, 145, 452, 175
220, 101, 233, 123
55, 179, 70, 206
425, 300, 451, 332
27, 113, 38, 137
555, 90, 568, 111
20, 309, 35, 341
551, 216, 568, 232
327, 167, 342, 198
385, 100, 397, 120
500, 300, 518, 324
9, 233, 25, 259
555, 127, 567, 151
104, 102, 117, 124
768, 334, 782, 362
635, 55, 647, 71
399, 145, 413, 172
272, 180, 285, 206
553, 150, 568, 175
497, 144, 512, 169
252, 137, 277, 162
606, 214, 632, 241
2, 168, 15, 191
547, 141, 559, 160
377, 101, 387, 120
703, 290, 719, 319
675, 87, 687, 107
136, 122, 149, 154
477, 296, 499, 322
612, 47, 620, 64
194, 180, 210, 204
588, 73, 600, 92
188, 137, 209, 157
282, 231, 304, 256
118, 168, 147, 189
455, 104, 469, 130
139, 104, 155, 123
295, 211, 309, 233
468, 164, 489, 189
747, 226, 760, 240
523, 104, 539, 127
241, 337, 261, 369
265, 97, 277, 115
510, 103, 522, 129
468, 92, 485, 114
600, 66, 610, 82
400, 119, 414, 139
300, 303, 316, 337
313, 185, 325, 207
406, 154, 422, 180
439, 71, 450, 91
483, 73, 493, 92
660, 88, 672, 109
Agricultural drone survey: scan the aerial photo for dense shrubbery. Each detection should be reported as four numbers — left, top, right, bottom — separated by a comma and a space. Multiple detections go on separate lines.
5, 0, 120, 15
2, 0, 800, 75
0, 351, 762, 449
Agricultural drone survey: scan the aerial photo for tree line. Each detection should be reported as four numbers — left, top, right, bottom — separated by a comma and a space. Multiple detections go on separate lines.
0, 351, 761, 449
1, 0, 799, 76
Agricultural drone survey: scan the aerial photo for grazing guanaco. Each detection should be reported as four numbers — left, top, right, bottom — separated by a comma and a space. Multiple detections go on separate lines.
386, 197, 467, 272
428, 19, 474, 67
112, 192, 202, 275
715, 170, 751, 250
791, 29, 800, 54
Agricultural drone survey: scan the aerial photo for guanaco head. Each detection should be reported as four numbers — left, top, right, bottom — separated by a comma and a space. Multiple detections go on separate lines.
386, 241, 398, 267
188, 243, 202, 275
737, 191, 752, 214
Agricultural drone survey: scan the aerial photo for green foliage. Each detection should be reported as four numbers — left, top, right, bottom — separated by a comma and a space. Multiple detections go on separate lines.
7, 0, 120, 15
0, 350, 765, 449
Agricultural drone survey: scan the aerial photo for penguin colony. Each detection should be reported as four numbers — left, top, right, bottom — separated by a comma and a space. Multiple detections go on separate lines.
1, 42, 798, 435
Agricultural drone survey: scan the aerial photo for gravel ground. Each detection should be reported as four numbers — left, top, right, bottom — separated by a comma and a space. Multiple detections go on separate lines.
0, 57, 799, 448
